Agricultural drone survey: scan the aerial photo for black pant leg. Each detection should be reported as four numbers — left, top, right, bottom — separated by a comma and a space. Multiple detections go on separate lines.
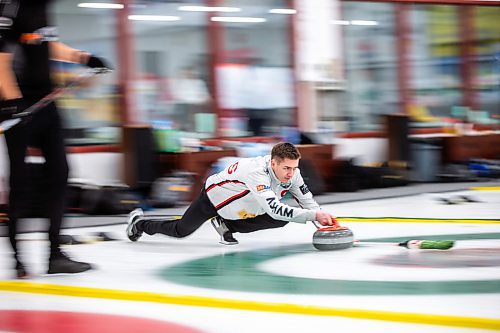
4, 119, 30, 258
142, 187, 217, 238
225, 214, 288, 233
35, 103, 69, 255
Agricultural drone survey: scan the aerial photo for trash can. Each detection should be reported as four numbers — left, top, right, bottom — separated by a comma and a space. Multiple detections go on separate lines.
410, 138, 442, 182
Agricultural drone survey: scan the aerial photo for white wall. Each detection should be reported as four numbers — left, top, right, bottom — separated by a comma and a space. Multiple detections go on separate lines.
302, 131, 388, 165
68, 152, 124, 185
333, 137, 388, 165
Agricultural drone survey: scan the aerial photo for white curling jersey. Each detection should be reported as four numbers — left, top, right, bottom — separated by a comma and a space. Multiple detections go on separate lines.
205, 155, 319, 223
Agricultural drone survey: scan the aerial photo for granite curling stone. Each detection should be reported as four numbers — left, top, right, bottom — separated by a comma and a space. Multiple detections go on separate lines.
313, 225, 354, 251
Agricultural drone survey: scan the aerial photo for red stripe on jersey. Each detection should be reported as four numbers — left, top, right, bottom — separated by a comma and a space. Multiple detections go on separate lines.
206, 180, 245, 192
215, 190, 251, 210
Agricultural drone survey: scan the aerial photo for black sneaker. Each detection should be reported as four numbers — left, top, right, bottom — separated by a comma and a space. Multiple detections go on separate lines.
126, 208, 144, 242
48, 252, 92, 274
210, 216, 238, 245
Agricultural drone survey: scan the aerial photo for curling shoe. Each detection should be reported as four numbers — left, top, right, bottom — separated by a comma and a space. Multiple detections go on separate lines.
126, 208, 145, 242
48, 251, 92, 274
210, 216, 238, 245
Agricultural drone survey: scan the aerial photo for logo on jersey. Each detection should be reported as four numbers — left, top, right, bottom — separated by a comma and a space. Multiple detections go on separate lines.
299, 184, 310, 195
20, 26, 58, 44
238, 210, 256, 219
265, 197, 294, 218
256, 184, 270, 192
0, 17, 13, 28
280, 190, 289, 198
227, 162, 239, 174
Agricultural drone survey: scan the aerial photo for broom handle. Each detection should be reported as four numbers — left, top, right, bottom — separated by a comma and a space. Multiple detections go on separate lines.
355, 239, 455, 250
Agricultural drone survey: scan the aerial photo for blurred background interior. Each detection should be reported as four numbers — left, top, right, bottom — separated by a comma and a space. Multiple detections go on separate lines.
0, 0, 499, 212
1, 3, 499, 331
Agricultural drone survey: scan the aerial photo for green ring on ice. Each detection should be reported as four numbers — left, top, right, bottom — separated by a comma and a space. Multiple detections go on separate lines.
159, 233, 500, 295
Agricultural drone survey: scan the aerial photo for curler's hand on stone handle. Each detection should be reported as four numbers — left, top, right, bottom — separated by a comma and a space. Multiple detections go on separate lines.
315, 211, 338, 226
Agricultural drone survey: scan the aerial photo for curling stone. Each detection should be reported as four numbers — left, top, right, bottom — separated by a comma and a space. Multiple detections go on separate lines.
313, 225, 354, 251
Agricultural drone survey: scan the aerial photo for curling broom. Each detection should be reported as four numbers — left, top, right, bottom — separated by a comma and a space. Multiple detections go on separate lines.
354, 239, 454, 250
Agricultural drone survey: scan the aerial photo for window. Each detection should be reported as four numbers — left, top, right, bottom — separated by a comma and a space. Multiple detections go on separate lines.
50, 0, 120, 145
472, 6, 500, 124
408, 5, 462, 126
129, 0, 213, 139
342, 2, 398, 131
216, 0, 296, 137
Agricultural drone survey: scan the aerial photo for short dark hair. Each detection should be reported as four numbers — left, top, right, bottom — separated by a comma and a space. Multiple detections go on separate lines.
271, 142, 301, 161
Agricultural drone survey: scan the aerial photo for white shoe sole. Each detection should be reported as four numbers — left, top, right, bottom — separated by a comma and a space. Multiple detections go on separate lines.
126, 208, 144, 241
219, 240, 238, 245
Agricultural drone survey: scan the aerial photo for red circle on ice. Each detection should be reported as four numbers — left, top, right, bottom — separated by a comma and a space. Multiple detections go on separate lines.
0, 310, 204, 333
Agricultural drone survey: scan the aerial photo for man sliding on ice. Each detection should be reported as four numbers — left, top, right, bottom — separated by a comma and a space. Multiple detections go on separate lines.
126, 142, 335, 245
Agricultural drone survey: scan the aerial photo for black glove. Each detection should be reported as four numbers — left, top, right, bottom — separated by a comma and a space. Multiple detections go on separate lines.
0, 98, 28, 122
86, 55, 112, 70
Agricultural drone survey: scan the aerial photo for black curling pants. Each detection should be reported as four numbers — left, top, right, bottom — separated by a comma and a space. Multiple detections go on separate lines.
141, 186, 288, 238
5, 101, 69, 259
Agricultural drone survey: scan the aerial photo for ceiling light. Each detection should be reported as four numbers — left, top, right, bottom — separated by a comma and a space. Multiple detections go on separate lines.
128, 15, 180, 21
350, 20, 378, 26
78, 3, 124, 9
211, 17, 266, 23
178, 6, 241, 12
269, 9, 296, 14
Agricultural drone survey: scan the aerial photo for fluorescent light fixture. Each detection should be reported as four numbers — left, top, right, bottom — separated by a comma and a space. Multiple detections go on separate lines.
78, 3, 124, 9
269, 8, 296, 14
178, 5, 240, 12
331, 20, 350, 25
350, 20, 378, 26
211, 17, 266, 23
128, 15, 180, 21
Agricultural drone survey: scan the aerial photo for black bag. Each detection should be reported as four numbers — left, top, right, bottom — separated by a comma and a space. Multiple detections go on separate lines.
358, 162, 409, 189
330, 159, 360, 192
68, 181, 143, 215
149, 171, 195, 208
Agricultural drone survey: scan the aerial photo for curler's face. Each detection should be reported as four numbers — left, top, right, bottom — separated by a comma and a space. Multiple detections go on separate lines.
271, 157, 299, 185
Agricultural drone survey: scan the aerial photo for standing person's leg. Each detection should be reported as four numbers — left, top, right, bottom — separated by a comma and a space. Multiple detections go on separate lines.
36, 103, 68, 256
37, 103, 91, 273
4, 120, 30, 277
225, 214, 288, 233
129, 187, 217, 240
